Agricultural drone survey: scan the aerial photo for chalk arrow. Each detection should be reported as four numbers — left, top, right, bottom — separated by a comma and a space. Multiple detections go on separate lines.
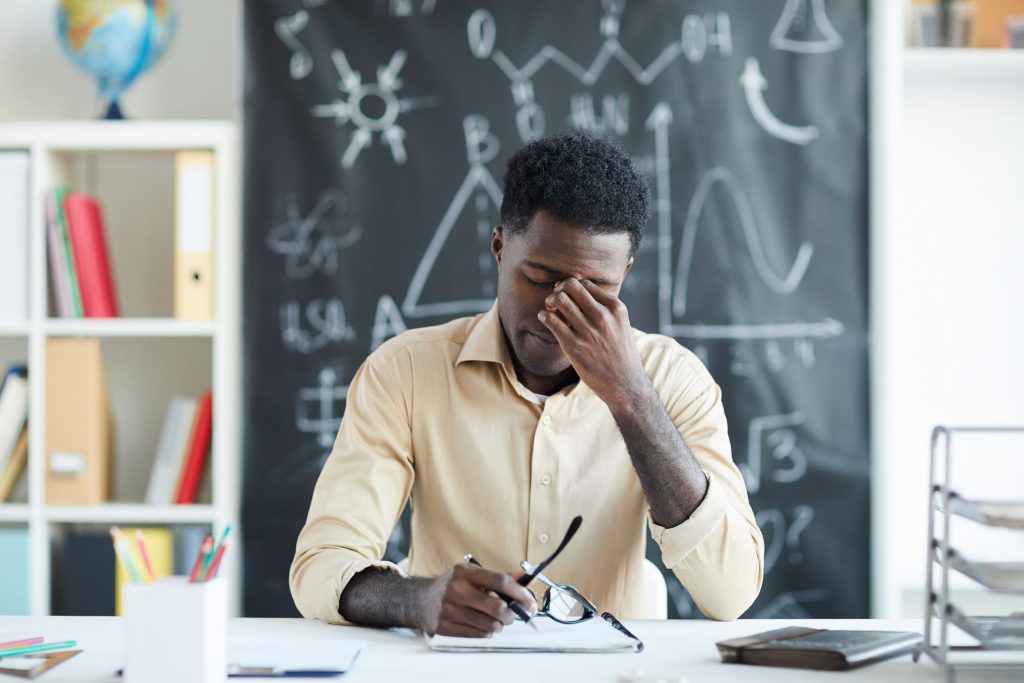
331, 49, 362, 92
382, 125, 408, 165
740, 58, 819, 145
341, 128, 372, 168
377, 50, 407, 91
644, 102, 674, 131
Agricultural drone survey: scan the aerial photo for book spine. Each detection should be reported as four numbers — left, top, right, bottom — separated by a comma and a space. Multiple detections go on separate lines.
175, 392, 213, 504
46, 191, 73, 318
55, 187, 84, 318
65, 193, 119, 318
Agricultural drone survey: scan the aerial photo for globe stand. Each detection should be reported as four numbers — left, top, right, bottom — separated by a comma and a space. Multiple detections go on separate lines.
103, 100, 126, 121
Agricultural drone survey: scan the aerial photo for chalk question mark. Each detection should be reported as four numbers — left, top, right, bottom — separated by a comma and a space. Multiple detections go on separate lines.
786, 505, 814, 564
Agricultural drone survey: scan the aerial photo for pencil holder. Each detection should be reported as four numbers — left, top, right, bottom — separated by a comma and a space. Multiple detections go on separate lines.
123, 576, 227, 683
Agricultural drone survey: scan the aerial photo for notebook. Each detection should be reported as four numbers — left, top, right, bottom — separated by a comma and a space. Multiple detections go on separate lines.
0, 650, 81, 678
427, 615, 642, 653
716, 627, 922, 671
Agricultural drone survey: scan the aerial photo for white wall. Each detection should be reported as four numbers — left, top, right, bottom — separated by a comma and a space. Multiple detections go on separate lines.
0, 1, 237, 121
874, 48, 1024, 617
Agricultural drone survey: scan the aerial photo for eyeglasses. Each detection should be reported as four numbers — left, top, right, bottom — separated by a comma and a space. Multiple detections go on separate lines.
519, 560, 599, 624
514, 516, 645, 651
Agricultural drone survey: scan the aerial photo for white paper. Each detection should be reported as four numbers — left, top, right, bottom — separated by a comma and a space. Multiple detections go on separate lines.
228, 636, 366, 674
428, 616, 640, 652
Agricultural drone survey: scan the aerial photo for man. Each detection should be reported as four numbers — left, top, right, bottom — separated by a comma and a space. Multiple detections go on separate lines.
290, 130, 764, 636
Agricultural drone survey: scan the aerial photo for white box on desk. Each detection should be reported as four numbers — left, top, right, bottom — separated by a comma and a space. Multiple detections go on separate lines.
124, 576, 227, 683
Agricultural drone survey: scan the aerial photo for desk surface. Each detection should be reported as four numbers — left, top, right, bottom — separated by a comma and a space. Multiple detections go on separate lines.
0, 617, 1017, 682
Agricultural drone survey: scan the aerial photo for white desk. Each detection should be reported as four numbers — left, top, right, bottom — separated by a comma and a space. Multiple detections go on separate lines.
0, 617, 1014, 682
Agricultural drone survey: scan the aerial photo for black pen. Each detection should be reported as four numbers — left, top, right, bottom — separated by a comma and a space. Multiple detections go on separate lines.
463, 554, 538, 630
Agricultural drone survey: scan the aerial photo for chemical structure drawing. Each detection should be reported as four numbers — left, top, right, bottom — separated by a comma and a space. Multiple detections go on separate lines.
295, 367, 349, 449
275, 10, 314, 80
740, 58, 820, 145
312, 49, 439, 168
265, 189, 363, 279
468, 0, 732, 141
770, 0, 843, 54
402, 115, 503, 318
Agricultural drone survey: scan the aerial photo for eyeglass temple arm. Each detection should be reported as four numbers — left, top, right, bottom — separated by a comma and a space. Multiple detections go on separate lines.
517, 515, 582, 586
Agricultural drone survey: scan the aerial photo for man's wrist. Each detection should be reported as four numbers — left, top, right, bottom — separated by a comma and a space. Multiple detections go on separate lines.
603, 371, 658, 419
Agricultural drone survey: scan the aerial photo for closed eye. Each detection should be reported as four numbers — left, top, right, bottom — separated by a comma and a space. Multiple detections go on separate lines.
525, 277, 554, 287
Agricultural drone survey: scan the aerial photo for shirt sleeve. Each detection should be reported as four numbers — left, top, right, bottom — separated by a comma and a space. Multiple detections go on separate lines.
289, 354, 413, 624
647, 354, 765, 621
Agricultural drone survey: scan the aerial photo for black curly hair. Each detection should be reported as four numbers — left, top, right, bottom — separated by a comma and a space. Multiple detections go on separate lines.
500, 129, 650, 256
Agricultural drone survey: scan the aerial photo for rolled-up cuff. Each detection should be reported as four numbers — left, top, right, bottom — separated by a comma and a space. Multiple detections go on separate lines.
648, 473, 728, 568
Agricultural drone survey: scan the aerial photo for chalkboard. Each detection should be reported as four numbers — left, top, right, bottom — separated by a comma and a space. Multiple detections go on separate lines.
243, 0, 868, 619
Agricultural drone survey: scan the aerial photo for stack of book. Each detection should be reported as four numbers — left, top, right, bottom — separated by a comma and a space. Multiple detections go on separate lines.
0, 364, 28, 503
46, 187, 119, 318
145, 392, 213, 505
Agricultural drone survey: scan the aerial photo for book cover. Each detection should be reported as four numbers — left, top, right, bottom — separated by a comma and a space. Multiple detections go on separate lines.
0, 365, 28, 477
54, 186, 84, 318
64, 192, 119, 318
145, 398, 191, 505
174, 151, 215, 320
0, 527, 29, 614
55, 530, 115, 616
0, 426, 28, 502
45, 339, 113, 505
46, 189, 74, 318
0, 151, 29, 322
175, 392, 213, 504
717, 627, 922, 670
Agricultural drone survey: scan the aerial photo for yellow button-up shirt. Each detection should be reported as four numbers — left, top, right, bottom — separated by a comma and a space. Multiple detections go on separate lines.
290, 305, 764, 623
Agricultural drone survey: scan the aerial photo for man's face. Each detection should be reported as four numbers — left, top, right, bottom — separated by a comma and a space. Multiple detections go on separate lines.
492, 210, 633, 389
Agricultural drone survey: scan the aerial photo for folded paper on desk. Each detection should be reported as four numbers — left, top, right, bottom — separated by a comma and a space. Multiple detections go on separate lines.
428, 616, 641, 653
227, 636, 366, 677
717, 627, 922, 671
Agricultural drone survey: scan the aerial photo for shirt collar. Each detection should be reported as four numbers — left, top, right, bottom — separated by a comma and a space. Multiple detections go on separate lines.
456, 302, 509, 367
456, 302, 592, 401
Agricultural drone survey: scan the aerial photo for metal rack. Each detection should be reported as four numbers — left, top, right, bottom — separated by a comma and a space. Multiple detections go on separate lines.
921, 426, 1024, 682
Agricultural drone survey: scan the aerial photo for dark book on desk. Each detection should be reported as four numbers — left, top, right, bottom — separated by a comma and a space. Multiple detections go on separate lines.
717, 627, 922, 671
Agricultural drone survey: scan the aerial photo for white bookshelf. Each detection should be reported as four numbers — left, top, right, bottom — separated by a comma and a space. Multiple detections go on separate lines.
0, 121, 240, 617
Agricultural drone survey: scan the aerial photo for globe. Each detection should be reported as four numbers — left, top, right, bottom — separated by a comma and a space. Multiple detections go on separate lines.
57, 0, 178, 119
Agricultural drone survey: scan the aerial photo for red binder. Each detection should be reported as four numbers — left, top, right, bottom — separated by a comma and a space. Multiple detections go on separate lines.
176, 391, 212, 504
64, 193, 119, 318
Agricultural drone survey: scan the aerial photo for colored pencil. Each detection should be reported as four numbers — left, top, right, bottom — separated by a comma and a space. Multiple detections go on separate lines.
135, 529, 157, 583
204, 539, 229, 581
0, 637, 43, 651
0, 640, 77, 658
189, 536, 214, 583
109, 527, 143, 583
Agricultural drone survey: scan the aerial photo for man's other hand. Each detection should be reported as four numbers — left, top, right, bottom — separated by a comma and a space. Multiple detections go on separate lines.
414, 563, 538, 637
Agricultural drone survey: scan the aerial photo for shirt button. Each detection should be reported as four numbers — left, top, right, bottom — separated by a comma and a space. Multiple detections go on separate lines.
539, 533, 549, 543
541, 415, 551, 426
541, 475, 551, 485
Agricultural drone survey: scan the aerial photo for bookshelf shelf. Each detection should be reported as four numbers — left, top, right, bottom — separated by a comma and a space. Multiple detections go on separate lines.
44, 318, 217, 338
0, 504, 30, 523
45, 503, 218, 525
0, 323, 31, 337
904, 48, 1024, 81
0, 120, 240, 618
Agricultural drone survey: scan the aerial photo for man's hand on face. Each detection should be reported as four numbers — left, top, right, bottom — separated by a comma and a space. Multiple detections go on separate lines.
538, 278, 649, 410
415, 563, 538, 637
